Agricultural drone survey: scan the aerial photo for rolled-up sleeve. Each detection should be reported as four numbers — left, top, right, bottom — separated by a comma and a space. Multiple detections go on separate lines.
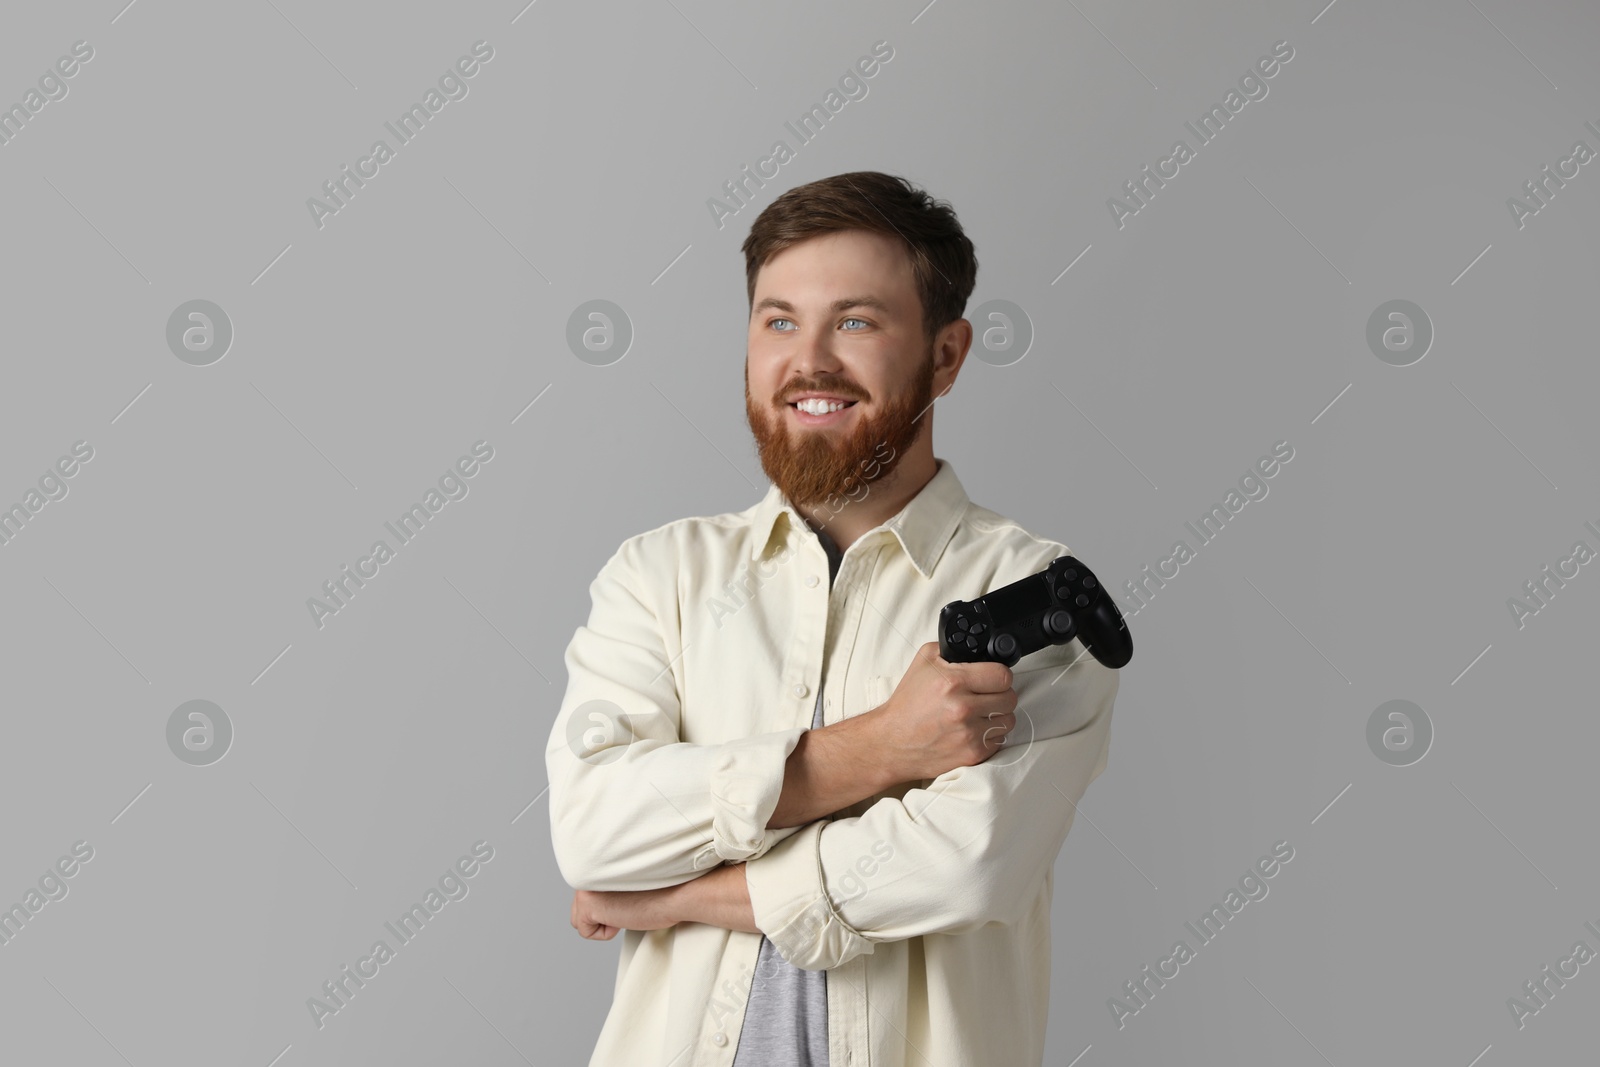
744, 641, 1117, 970
546, 536, 808, 892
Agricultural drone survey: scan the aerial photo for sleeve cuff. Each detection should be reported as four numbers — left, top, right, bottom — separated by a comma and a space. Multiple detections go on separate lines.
743, 820, 875, 971
707, 726, 811, 864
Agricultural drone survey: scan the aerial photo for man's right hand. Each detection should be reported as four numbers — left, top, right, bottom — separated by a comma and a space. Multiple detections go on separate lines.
768, 642, 1019, 828
869, 641, 1018, 782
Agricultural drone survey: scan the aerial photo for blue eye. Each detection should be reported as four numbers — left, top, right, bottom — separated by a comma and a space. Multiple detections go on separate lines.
842, 318, 868, 330
770, 318, 795, 332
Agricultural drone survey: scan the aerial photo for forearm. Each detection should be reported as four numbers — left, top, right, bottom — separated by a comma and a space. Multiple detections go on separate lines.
769, 709, 900, 828
670, 863, 760, 933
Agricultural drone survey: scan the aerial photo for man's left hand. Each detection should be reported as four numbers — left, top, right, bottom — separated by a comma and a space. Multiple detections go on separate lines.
571, 886, 681, 940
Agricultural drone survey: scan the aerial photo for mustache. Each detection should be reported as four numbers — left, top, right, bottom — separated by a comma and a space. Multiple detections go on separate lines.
777, 383, 868, 404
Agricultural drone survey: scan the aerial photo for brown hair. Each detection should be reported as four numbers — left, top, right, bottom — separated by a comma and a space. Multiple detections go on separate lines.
741, 171, 978, 346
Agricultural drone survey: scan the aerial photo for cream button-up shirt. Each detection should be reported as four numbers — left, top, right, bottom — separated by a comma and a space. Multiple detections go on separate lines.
546, 458, 1120, 1067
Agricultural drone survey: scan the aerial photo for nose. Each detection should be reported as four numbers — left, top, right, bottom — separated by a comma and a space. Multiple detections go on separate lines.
789, 323, 847, 382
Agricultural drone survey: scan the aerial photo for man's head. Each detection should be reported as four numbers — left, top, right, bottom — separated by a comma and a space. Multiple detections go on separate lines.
742, 172, 977, 515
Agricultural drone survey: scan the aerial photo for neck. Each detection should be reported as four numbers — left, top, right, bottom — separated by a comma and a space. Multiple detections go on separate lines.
801, 447, 938, 552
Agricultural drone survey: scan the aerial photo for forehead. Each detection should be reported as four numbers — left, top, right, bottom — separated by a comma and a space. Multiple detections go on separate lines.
751, 230, 917, 308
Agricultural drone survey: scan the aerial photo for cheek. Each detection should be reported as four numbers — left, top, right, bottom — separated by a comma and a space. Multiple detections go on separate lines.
744, 359, 768, 396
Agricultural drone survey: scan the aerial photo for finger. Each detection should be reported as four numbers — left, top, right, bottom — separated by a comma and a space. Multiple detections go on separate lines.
958, 662, 1014, 693
971, 691, 1019, 719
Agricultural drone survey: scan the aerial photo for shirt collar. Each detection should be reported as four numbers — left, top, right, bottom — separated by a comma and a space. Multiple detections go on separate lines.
748, 458, 969, 579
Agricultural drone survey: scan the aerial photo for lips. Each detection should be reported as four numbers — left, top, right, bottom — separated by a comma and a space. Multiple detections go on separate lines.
788, 398, 858, 423
786, 395, 860, 410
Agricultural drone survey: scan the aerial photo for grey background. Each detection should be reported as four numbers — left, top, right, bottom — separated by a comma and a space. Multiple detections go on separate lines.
2, 0, 1596, 1064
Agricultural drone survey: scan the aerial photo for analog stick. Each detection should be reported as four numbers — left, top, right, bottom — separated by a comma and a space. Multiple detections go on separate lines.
1043, 608, 1074, 639
990, 632, 1018, 662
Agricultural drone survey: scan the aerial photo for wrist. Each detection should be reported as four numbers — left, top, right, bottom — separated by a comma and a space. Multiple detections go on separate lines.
847, 705, 915, 791
662, 873, 706, 926
674, 865, 758, 933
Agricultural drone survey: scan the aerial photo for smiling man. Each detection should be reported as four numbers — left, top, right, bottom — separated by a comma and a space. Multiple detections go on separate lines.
547, 171, 1120, 1067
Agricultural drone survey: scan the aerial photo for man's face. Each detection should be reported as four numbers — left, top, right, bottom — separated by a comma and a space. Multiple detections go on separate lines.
744, 230, 938, 514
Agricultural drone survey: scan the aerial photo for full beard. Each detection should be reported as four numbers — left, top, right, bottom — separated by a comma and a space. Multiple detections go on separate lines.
744, 351, 936, 515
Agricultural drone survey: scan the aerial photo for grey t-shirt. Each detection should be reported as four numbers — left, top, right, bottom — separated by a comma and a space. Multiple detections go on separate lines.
731, 522, 842, 1067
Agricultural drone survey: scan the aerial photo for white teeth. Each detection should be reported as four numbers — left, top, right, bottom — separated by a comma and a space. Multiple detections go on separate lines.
795, 398, 851, 415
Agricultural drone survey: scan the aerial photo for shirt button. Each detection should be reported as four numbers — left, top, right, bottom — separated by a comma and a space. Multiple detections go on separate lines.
793, 683, 809, 698
805, 575, 819, 587
713, 1033, 728, 1046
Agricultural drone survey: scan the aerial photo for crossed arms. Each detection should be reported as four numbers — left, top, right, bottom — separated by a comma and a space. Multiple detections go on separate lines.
547, 539, 1117, 969
567, 702, 927, 940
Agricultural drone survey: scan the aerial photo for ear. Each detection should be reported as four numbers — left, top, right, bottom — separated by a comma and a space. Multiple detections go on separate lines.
932, 318, 972, 392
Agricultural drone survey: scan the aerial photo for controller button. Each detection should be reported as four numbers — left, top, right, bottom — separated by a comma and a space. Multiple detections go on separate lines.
956, 616, 969, 631
1064, 569, 1077, 581
1076, 594, 1090, 607
970, 622, 985, 635
1083, 576, 1097, 589
965, 634, 980, 650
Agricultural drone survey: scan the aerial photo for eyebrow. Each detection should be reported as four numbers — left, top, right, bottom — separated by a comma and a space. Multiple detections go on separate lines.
752, 295, 894, 317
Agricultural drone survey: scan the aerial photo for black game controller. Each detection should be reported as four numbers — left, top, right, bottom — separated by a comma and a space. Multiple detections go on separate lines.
938, 555, 1133, 669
